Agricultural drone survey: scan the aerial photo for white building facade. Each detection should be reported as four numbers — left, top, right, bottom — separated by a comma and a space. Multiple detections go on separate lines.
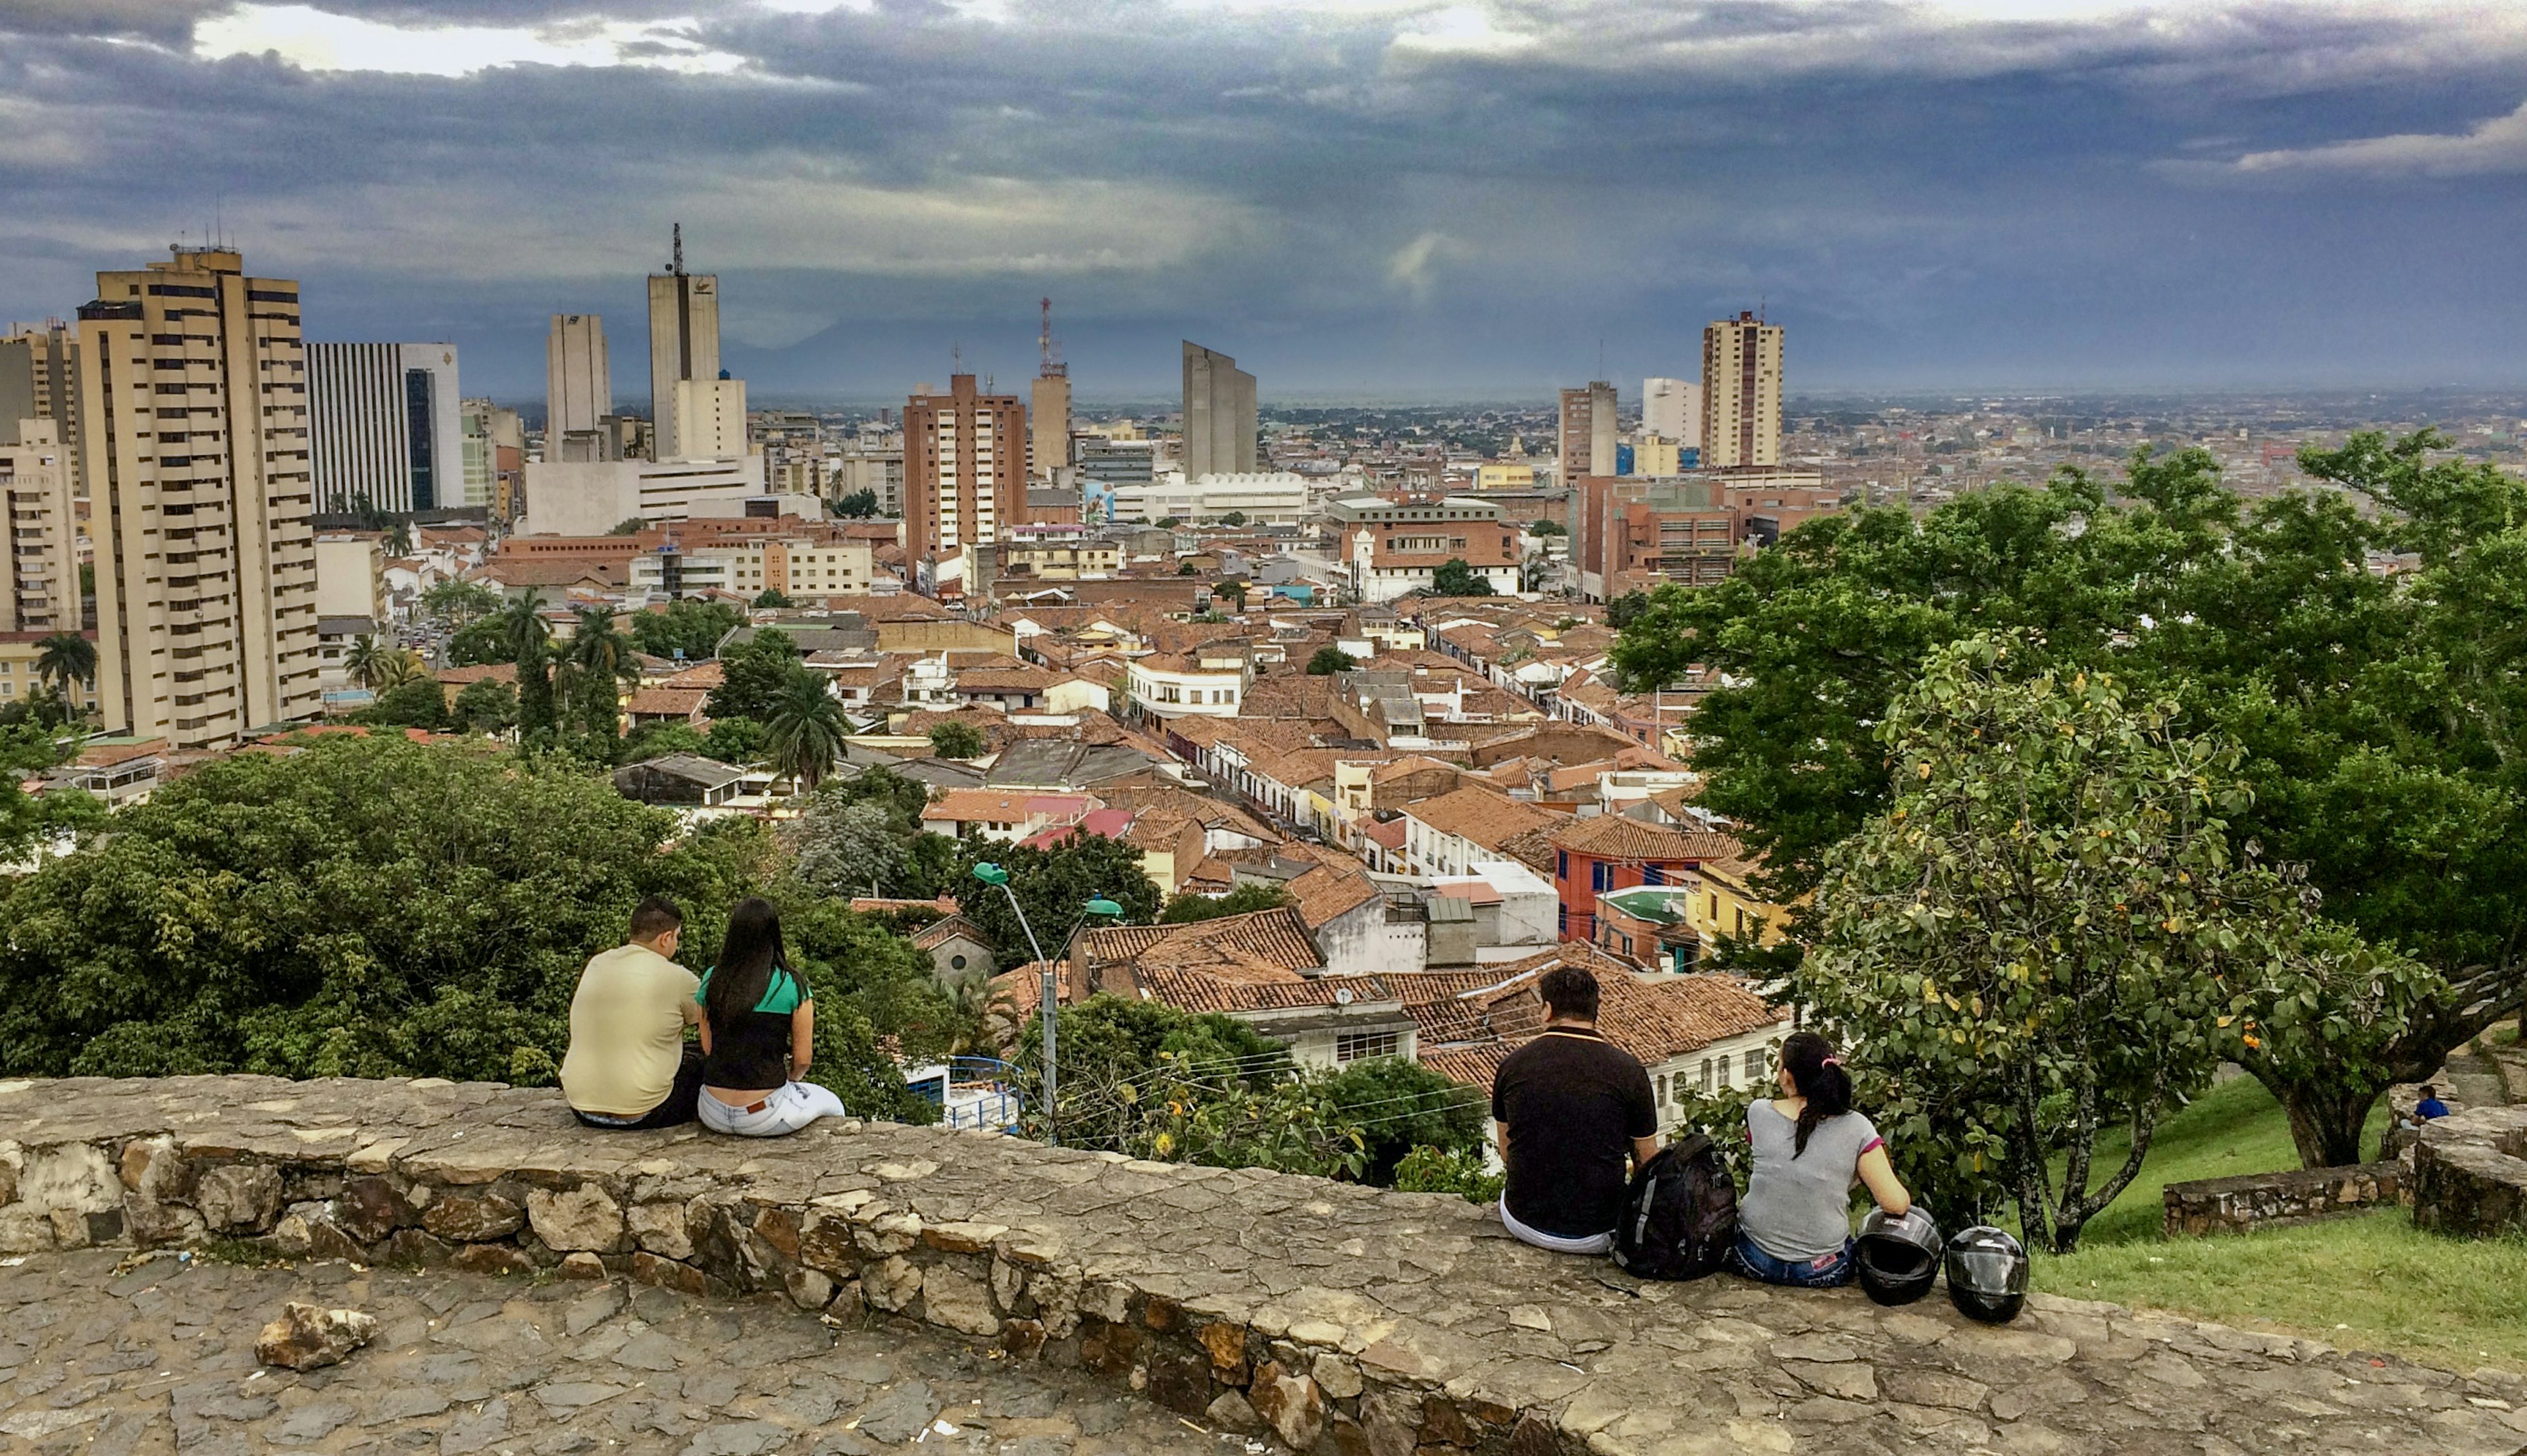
307, 342, 463, 515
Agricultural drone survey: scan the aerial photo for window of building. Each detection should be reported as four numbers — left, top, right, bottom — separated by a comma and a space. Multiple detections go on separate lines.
1556, 850, 1568, 880
1557, 903, 1568, 935
1336, 1032, 1400, 1065
949, 955, 967, 971
1744, 1048, 1766, 1084
1656, 1073, 1669, 1105
1642, 863, 1664, 886
1699, 1059, 1714, 1091
1591, 861, 1612, 892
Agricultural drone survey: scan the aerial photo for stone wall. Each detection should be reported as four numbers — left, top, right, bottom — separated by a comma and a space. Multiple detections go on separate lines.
2412, 1105, 2527, 1240
5, 1075, 2523, 1456
2160, 1161, 2405, 1239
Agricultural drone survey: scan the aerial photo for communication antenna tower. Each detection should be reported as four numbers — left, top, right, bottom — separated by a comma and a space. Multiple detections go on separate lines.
1040, 297, 1066, 378
671, 222, 684, 276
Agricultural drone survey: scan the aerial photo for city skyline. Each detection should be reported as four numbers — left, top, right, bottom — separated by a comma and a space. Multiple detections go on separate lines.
2, 1, 2523, 399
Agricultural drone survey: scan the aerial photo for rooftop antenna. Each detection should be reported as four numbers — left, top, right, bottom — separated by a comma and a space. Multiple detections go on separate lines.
671, 222, 684, 276
1040, 297, 1066, 378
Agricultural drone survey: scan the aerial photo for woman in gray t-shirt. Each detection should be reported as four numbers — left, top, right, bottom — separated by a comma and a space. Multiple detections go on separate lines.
1730, 1030, 1913, 1288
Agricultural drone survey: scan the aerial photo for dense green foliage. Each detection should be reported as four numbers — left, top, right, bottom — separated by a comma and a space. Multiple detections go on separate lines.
1392, 1145, 1504, 1203
1304, 646, 1357, 676
950, 829, 1162, 964
928, 721, 988, 759
0, 736, 940, 1120
1315, 1057, 1485, 1184
1612, 436, 2527, 1166
705, 631, 803, 722
1803, 636, 2436, 1251
1430, 558, 1494, 596
754, 589, 794, 609
355, 678, 447, 730
1158, 882, 1290, 923
450, 678, 517, 735
833, 489, 879, 518
447, 616, 514, 666
765, 674, 846, 789
626, 598, 743, 663
419, 580, 503, 630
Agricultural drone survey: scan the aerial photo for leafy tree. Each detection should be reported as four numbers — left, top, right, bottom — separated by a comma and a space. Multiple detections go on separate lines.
1392, 1145, 1502, 1203
419, 579, 503, 629
607, 517, 646, 536
500, 593, 557, 740
1008, 993, 1296, 1148
1158, 882, 1290, 923
833, 489, 880, 518
1802, 636, 2433, 1251
790, 797, 906, 898
373, 649, 430, 690
1305, 646, 1357, 676
702, 716, 769, 765
754, 589, 794, 609
1177, 561, 1197, 576
1220, 511, 1248, 527
628, 598, 744, 663
358, 678, 447, 730
1430, 559, 1494, 596
765, 671, 846, 791
621, 719, 707, 763
705, 630, 802, 722
33, 632, 96, 699
1611, 439, 2527, 1167
447, 616, 515, 667
1527, 518, 1567, 538
953, 829, 1161, 965
1213, 580, 1248, 611
1156, 516, 1183, 528
1316, 1057, 1485, 1185
929, 720, 988, 760
450, 677, 517, 736
565, 605, 638, 741
1602, 590, 1650, 630
818, 765, 930, 834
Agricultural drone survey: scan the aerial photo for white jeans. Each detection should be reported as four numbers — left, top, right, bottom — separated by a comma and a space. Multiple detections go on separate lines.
697, 1081, 845, 1137
1500, 1199, 1616, 1256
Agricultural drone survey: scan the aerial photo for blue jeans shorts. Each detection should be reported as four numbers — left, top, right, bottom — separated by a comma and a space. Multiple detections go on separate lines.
1727, 1230, 1856, 1288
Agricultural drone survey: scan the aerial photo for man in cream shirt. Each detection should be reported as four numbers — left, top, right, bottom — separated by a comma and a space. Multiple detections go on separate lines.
561, 897, 705, 1128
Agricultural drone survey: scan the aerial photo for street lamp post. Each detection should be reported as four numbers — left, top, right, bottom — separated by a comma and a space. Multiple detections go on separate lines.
973, 863, 1123, 1147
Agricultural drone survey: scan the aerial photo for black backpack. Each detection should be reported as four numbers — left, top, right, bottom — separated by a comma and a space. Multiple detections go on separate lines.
1610, 1132, 1739, 1280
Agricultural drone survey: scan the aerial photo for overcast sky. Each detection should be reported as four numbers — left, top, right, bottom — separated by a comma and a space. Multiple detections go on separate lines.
3, 0, 2522, 403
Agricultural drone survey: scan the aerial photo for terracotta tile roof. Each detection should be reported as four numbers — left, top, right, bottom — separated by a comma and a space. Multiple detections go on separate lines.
909, 913, 988, 951
626, 687, 709, 717
955, 665, 1059, 693
1120, 807, 1197, 851
1091, 784, 1279, 843
1286, 864, 1383, 929
1420, 1041, 1516, 1094
664, 662, 726, 690
922, 790, 1092, 824
1552, 814, 1743, 862
1360, 817, 1410, 851
1402, 786, 1567, 851
1073, 907, 1323, 978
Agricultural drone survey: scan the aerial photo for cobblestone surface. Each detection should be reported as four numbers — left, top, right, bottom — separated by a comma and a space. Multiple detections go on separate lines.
0, 1249, 1224, 1456
7, 1076, 2527, 1455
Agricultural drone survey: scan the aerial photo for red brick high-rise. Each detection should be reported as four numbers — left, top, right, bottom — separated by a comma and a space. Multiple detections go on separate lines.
906, 374, 1027, 565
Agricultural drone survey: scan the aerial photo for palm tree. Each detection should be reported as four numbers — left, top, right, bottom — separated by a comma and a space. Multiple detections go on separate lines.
373, 650, 430, 690
498, 590, 549, 661
385, 518, 413, 559
34, 632, 96, 699
567, 605, 639, 737
763, 670, 845, 793
500, 591, 557, 738
344, 633, 386, 689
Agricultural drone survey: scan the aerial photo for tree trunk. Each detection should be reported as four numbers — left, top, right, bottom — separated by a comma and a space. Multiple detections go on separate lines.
2273, 1080, 2380, 1168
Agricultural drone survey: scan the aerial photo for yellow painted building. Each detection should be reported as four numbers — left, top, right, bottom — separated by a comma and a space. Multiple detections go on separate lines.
1474, 463, 1535, 491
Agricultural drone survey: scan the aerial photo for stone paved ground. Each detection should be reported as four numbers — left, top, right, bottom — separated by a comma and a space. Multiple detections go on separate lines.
0, 1249, 1233, 1456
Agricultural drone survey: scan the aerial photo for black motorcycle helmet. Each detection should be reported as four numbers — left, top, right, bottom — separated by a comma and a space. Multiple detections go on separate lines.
1854, 1206, 1941, 1306
1944, 1224, 2029, 1324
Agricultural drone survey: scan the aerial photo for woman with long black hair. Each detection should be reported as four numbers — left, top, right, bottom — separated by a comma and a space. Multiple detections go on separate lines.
695, 897, 846, 1136
1729, 1029, 1912, 1287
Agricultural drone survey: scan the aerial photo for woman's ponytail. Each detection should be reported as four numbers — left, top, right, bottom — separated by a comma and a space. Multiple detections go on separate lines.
1780, 1030, 1852, 1157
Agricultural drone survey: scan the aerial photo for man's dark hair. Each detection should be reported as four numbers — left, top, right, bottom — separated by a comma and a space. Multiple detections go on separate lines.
2420, 1084, 2438, 1097
629, 895, 683, 941
1537, 965, 1598, 1021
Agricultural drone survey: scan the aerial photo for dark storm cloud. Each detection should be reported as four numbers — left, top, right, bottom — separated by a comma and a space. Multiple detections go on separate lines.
1, 1, 2520, 397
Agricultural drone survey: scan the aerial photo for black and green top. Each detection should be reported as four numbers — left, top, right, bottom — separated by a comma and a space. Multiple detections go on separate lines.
696, 965, 809, 1090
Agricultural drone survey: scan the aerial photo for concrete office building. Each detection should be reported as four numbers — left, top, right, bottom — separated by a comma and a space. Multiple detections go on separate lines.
0, 418, 79, 634
73, 246, 322, 746
521, 455, 769, 538
1109, 470, 1309, 526
1643, 376, 1702, 450
648, 227, 730, 462
307, 342, 461, 515
1181, 341, 1256, 478
1700, 312, 1783, 469
1031, 372, 1071, 480
906, 374, 1028, 563
546, 314, 610, 441
1558, 381, 1618, 480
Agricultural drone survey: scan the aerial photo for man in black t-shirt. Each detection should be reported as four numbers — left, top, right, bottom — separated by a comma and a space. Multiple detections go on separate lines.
1490, 965, 1659, 1255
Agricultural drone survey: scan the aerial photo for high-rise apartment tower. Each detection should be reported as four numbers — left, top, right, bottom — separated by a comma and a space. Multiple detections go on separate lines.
1700, 312, 1782, 469
307, 342, 461, 515
1181, 341, 1256, 478
906, 374, 1027, 564
1558, 380, 1618, 479
73, 246, 320, 746
1031, 298, 1071, 480
546, 314, 611, 441
0, 418, 79, 635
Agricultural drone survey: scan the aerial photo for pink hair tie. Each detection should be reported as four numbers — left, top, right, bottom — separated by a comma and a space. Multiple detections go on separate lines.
1820, 1056, 1842, 1067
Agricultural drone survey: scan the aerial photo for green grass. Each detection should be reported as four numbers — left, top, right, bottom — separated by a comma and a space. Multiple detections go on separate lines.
2022, 1074, 2527, 1373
